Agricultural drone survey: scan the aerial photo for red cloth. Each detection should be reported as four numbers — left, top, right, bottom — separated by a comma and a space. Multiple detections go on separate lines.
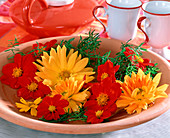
0, 22, 15, 37
0, 0, 16, 38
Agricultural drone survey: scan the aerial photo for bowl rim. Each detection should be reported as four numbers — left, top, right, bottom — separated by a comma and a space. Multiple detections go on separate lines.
0, 36, 170, 134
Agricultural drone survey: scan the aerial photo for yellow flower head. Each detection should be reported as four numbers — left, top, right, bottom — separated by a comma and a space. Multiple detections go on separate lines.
52, 77, 90, 113
34, 45, 95, 88
135, 55, 144, 63
16, 97, 42, 116
116, 68, 168, 114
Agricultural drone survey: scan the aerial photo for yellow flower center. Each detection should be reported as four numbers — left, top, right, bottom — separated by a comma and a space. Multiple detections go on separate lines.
59, 71, 70, 80
97, 93, 109, 106
135, 55, 144, 63
12, 67, 23, 78
48, 105, 56, 112
137, 88, 143, 94
27, 82, 38, 92
27, 102, 34, 107
95, 110, 104, 119
101, 72, 109, 80
61, 91, 67, 96
136, 88, 145, 101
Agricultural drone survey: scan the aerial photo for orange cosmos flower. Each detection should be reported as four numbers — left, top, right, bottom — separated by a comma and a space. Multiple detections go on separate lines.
116, 68, 168, 114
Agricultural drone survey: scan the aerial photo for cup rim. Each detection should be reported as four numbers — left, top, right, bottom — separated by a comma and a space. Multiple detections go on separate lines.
105, 0, 142, 10
142, 1, 170, 16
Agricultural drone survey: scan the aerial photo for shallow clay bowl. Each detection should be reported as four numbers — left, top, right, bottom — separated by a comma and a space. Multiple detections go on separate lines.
0, 36, 170, 134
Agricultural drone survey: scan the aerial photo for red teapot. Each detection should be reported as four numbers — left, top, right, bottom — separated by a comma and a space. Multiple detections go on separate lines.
9, 0, 98, 38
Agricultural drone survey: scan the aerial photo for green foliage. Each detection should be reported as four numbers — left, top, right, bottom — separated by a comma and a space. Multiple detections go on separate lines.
39, 107, 87, 123
5, 36, 48, 59
60, 30, 112, 71
5, 36, 21, 59
145, 63, 160, 77
59, 31, 159, 81
108, 41, 143, 81
109, 41, 159, 80
30, 42, 47, 58
5, 30, 160, 81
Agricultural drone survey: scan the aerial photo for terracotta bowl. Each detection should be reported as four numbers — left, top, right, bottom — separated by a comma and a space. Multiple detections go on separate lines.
0, 36, 170, 134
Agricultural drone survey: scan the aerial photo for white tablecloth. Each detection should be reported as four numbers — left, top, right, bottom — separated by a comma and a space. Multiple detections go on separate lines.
0, 109, 169, 138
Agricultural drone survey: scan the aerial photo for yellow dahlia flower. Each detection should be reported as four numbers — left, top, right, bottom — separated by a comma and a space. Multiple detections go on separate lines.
116, 68, 168, 114
52, 77, 90, 113
34, 45, 95, 88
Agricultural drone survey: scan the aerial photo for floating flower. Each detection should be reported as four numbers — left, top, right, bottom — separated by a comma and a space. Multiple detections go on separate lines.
116, 68, 168, 114
16, 97, 42, 116
37, 94, 69, 120
52, 77, 90, 113
32, 39, 57, 57
17, 77, 51, 100
97, 60, 120, 81
0, 54, 37, 89
85, 77, 121, 112
34, 45, 95, 88
84, 109, 111, 124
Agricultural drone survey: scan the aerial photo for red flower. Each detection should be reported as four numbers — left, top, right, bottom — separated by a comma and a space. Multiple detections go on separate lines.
84, 77, 121, 123
84, 109, 112, 124
123, 47, 135, 61
85, 78, 121, 111
123, 47, 155, 70
0, 54, 37, 89
136, 58, 155, 71
97, 60, 120, 81
32, 39, 57, 56
17, 77, 51, 100
37, 94, 69, 120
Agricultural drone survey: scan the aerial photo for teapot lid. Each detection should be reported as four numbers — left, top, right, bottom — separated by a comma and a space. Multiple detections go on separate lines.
46, 0, 74, 6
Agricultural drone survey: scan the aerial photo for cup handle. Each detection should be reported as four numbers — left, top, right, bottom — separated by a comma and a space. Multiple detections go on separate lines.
92, 6, 107, 33
137, 16, 149, 43
22, 0, 48, 26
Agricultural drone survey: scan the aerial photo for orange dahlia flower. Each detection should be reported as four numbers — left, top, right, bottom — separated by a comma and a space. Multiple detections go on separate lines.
116, 68, 168, 114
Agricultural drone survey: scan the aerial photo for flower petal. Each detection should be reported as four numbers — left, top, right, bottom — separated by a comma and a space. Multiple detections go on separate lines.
72, 58, 89, 72
69, 100, 79, 112
67, 51, 78, 70
31, 108, 37, 116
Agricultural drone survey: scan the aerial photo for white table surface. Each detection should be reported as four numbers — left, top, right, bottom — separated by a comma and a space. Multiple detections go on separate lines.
0, 109, 169, 138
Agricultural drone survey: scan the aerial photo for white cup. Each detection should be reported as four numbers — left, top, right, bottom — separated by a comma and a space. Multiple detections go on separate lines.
137, 1, 170, 50
93, 0, 142, 41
